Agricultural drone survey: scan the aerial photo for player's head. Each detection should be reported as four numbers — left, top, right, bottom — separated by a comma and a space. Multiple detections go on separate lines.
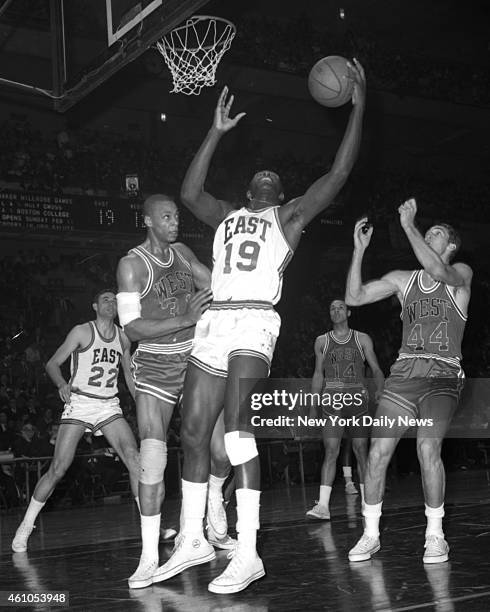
247, 171, 284, 206
329, 299, 350, 324
92, 289, 117, 320
143, 194, 179, 243
424, 223, 461, 261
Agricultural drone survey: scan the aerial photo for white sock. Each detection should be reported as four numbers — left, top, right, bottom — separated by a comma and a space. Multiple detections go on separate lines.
360, 484, 365, 504
208, 473, 227, 503
343, 466, 353, 482
24, 497, 45, 526
135, 496, 141, 513
141, 514, 160, 562
425, 503, 444, 538
319, 485, 332, 509
362, 501, 382, 538
236, 488, 260, 556
182, 479, 207, 537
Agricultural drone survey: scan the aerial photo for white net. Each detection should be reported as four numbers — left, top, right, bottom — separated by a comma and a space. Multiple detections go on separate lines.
156, 15, 236, 95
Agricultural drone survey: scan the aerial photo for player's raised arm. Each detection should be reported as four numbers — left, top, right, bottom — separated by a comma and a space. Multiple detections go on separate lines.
116, 256, 212, 343
180, 86, 242, 229
345, 218, 408, 306
279, 59, 366, 248
398, 198, 473, 289
45, 325, 86, 403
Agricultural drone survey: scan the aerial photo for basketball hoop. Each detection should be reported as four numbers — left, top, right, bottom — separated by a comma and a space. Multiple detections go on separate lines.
156, 15, 236, 95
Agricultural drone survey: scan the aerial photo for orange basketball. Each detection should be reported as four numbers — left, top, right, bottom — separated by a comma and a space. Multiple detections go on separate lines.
308, 55, 354, 107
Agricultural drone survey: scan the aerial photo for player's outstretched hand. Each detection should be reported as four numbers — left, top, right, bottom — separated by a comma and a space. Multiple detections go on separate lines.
348, 58, 366, 107
353, 217, 373, 250
213, 86, 246, 133
58, 383, 71, 404
186, 288, 213, 324
398, 198, 417, 228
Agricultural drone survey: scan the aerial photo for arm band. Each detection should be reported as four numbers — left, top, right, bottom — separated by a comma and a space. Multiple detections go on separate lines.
116, 292, 141, 326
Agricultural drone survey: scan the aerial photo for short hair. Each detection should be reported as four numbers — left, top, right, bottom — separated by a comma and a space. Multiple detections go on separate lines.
329, 298, 348, 308
438, 223, 461, 259
143, 194, 175, 216
92, 288, 116, 305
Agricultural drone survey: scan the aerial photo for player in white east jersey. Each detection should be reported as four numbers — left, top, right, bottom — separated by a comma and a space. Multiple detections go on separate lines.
12, 290, 140, 553
154, 60, 366, 594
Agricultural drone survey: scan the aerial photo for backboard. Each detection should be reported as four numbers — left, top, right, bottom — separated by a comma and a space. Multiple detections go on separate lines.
0, 0, 210, 112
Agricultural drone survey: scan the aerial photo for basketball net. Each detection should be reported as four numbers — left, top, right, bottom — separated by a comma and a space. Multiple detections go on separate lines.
156, 15, 236, 95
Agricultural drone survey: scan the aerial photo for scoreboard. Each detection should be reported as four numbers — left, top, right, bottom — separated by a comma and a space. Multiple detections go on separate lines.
0, 190, 210, 241
0, 191, 146, 233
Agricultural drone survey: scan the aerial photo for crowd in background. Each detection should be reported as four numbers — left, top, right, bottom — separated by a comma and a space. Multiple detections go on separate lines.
231, 14, 490, 106
2, 117, 490, 227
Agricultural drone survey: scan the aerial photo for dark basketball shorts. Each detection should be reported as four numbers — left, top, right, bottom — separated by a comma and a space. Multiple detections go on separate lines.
380, 356, 464, 418
320, 386, 370, 437
130, 348, 190, 406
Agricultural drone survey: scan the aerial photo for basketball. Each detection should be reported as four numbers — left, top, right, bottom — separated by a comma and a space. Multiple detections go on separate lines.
308, 55, 354, 107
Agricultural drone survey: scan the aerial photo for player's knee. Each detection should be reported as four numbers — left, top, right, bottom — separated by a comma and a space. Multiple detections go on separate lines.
49, 459, 70, 482
181, 421, 207, 456
417, 438, 442, 465
224, 431, 258, 466
140, 438, 167, 485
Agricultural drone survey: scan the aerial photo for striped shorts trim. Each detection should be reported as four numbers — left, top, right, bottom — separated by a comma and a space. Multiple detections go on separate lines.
229, 348, 271, 367
188, 355, 228, 378
138, 339, 194, 354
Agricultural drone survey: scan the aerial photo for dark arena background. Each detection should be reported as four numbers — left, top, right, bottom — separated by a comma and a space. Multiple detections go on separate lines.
0, 0, 490, 610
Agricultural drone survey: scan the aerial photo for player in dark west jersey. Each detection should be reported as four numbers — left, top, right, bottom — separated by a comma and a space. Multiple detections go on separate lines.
346, 198, 472, 564
116, 194, 234, 589
12, 290, 140, 553
306, 299, 384, 520
154, 61, 366, 595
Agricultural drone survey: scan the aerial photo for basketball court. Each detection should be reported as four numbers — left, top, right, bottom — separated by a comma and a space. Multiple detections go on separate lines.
2, 470, 490, 610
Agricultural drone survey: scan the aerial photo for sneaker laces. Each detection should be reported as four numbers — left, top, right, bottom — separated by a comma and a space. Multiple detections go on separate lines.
208, 495, 226, 528
425, 535, 445, 550
221, 544, 248, 578
16, 522, 34, 536
356, 534, 377, 552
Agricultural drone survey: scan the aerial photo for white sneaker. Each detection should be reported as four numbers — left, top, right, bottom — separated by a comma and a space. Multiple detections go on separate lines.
208, 543, 265, 594
423, 535, 449, 564
345, 481, 359, 495
306, 502, 330, 520
348, 534, 381, 562
206, 522, 236, 550
152, 534, 215, 584
206, 494, 228, 538
128, 558, 159, 589
12, 522, 35, 553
